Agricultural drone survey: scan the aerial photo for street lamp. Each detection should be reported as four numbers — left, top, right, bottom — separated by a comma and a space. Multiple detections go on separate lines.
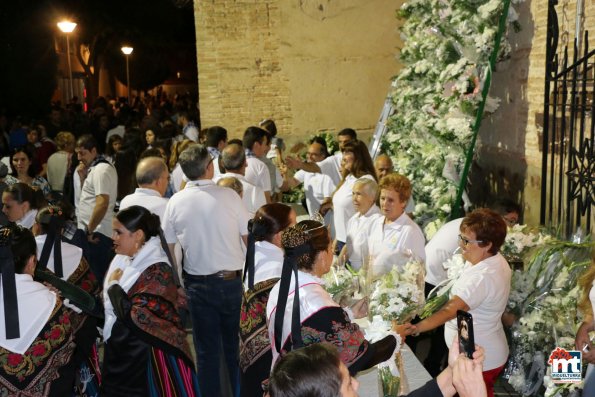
121, 46, 133, 103
57, 21, 77, 102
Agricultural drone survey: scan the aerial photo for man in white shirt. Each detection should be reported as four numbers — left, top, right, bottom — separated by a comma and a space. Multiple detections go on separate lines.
219, 142, 266, 216
286, 137, 336, 215
75, 134, 117, 281
119, 157, 169, 220
177, 111, 199, 142
285, 128, 357, 186
162, 144, 250, 397
243, 126, 272, 203
205, 126, 227, 179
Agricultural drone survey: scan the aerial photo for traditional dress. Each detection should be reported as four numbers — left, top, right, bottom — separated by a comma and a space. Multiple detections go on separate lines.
267, 270, 393, 374
35, 234, 102, 396
239, 241, 283, 397
102, 237, 199, 396
0, 274, 78, 396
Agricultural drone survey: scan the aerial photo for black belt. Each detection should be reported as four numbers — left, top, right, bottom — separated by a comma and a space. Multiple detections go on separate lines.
184, 270, 242, 281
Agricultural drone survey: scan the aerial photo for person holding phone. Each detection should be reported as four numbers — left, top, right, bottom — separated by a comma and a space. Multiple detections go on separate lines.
410, 208, 511, 397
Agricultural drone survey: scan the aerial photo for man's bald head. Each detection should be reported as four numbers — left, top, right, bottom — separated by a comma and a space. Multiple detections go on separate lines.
136, 157, 169, 196
375, 154, 394, 179
221, 143, 246, 172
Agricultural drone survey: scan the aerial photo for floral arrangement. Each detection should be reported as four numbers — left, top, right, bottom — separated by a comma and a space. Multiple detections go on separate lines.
322, 264, 357, 301
502, 224, 553, 259
503, 238, 593, 395
421, 254, 467, 318
381, 0, 522, 233
369, 260, 426, 324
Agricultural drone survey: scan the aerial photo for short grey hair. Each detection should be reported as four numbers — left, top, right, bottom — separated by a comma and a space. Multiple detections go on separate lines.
179, 144, 211, 180
136, 157, 168, 185
353, 178, 378, 199
221, 143, 246, 171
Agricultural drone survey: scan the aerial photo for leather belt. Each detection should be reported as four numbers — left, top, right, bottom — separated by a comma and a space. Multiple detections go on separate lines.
184, 270, 242, 281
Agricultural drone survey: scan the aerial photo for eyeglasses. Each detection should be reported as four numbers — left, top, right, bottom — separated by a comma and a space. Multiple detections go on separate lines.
458, 234, 484, 246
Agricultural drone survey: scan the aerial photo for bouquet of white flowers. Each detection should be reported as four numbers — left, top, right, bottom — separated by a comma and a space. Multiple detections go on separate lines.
322, 262, 358, 305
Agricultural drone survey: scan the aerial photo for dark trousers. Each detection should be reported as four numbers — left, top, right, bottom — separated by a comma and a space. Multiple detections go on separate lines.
422, 281, 448, 377
87, 232, 113, 283
184, 274, 242, 397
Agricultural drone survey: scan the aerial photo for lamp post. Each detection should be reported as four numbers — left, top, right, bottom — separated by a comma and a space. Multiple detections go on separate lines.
57, 21, 77, 102
121, 46, 133, 103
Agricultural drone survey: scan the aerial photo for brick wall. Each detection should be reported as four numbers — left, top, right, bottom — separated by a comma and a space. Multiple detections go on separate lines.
194, 0, 404, 144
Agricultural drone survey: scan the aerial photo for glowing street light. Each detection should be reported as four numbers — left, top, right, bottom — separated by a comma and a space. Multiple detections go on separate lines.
57, 21, 77, 101
121, 46, 133, 103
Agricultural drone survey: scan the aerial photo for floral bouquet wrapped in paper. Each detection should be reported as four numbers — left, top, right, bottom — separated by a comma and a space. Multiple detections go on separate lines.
322, 262, 358, 305
368, 260, 426, 396
501, 224, 553, 267
421, 253, 468, 318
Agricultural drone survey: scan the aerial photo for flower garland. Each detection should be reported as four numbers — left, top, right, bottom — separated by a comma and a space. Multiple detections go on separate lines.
382, 0, 522, 232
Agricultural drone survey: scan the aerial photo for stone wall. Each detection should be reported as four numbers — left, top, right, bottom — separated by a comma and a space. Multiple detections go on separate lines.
472, 0, 594, 227
194, 0, 404, 144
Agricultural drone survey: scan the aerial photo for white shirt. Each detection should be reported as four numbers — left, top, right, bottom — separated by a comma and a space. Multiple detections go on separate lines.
17, 209, 37, 230
171, 163, 185, 193
119, 188, 169, 221
317, 152, 342, 186
345, 205, 381, 270
247, 240, 284, 287
332, 174, 374, 243
163, 179, 250, 275
444, 253, 511, 371
106, 125, 125, 142
217, 172, 266, 216
47, 151, 69, 192
367, 212, 426, 277
35, 235, 83, 280
245, 157, 272, 193
424, 218, 463, 286
267, 270, 339, 368
76, 162, 118, 238
294, 170, 336, 215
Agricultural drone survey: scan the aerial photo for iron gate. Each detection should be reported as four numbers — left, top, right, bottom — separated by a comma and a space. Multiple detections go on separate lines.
540, 0, 594, 236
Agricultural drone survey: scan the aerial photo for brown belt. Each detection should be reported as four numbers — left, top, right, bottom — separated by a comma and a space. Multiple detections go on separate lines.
184, 270, 242, 281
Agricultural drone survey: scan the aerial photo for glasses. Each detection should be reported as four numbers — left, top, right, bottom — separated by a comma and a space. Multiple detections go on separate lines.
458, 234, 484, 246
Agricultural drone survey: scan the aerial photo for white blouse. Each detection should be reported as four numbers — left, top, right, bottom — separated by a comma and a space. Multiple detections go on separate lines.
444, 253, 512, 371
248, 240, 284, 287
332, 174, 374, 243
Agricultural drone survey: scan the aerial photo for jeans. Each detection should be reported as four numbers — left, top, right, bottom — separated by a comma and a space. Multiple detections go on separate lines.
184, 274, 242, 397
87, 232, 113, 283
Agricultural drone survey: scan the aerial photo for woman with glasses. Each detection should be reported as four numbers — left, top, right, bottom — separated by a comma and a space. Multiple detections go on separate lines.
411, 208, 511, 397
266, 220, 399, 374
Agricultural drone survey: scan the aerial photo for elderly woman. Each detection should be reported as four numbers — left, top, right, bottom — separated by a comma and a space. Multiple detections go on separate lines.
340, 177, 381, 270
240, 203, 296, 397
411, 208, 511, 397
2, 183, 47, 229
366, 173, 425, 277
5, 146, 51, 199
266, 220, 398, 374
322, 140, 377, 255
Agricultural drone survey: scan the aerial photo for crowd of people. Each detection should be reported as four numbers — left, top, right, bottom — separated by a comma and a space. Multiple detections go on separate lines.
0, 96, 591, 397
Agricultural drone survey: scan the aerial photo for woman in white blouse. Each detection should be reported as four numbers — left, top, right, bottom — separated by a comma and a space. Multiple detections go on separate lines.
2, 183, 46, 229
321, 140, 377, 255
366, 173, 425, 278
411, 208, 511, 397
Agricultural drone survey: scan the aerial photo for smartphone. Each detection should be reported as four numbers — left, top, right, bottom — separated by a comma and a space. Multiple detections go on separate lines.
457, 310, 475, 359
